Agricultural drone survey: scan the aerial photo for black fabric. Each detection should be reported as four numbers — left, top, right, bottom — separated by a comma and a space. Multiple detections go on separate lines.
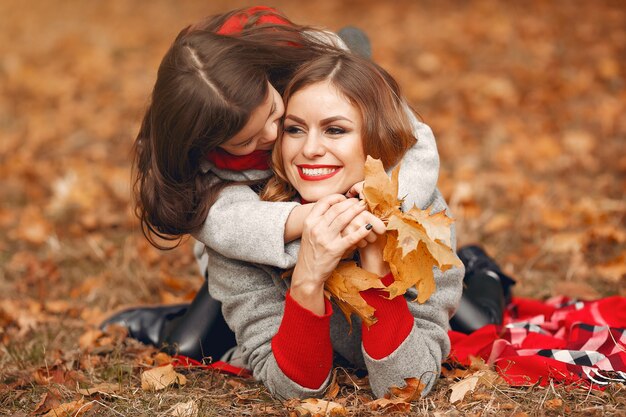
101, 280, 236, 362
161, 280, 236, 361
450, 245, 515, 334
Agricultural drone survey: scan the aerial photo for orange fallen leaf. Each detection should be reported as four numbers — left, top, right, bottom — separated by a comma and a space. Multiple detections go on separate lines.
168, 400, 199, 417
141, 364, 187, 391
42, 399, 92, 417
33, 390, 62, 415
449, 370, 502, 403
544, 398, 563, 410
386, 377, 424, 402
296, 398, 347, 417
367, 397, 411, 412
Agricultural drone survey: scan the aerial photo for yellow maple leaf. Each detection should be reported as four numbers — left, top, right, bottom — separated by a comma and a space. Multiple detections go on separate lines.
362, 156, 401, 219
324, 261, 386, 328
384, 213, 462, 301
325, 157, 461, 325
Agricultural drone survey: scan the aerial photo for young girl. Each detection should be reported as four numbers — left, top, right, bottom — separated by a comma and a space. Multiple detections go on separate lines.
203, 51, 462, 399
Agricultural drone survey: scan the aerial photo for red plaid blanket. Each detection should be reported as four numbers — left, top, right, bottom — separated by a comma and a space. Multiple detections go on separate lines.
449, 296, 626, 387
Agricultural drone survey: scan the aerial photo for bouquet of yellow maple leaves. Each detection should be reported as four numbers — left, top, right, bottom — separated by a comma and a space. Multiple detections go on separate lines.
324, 157, 463, 327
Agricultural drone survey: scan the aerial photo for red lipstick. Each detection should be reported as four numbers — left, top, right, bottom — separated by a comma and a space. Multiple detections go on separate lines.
297, 165, 341, 181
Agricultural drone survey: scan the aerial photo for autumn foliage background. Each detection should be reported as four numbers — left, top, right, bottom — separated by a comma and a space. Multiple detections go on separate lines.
1, 0, 624, 415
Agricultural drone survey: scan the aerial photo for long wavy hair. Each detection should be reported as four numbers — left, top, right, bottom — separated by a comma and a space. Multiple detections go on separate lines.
133, 8, 341, 248
261, 53, 418, 202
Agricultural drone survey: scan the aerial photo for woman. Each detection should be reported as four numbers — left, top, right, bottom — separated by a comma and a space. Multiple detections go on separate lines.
200, 52, 463, 399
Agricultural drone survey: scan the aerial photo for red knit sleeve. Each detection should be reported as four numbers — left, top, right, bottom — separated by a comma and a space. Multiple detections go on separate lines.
217, 6, 291, 35
360, 273, 414, 360
271, 290, 333, 389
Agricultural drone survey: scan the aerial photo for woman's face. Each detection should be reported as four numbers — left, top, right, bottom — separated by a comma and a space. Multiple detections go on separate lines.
219, 82, 284, 156
281, 81, 365, 202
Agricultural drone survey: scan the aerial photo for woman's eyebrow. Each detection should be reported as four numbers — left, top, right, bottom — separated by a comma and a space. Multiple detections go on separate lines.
320, 116, 352, 124
284, 115, 352, 125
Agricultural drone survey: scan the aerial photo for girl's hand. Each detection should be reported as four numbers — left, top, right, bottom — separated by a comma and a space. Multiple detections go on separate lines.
290, 194, 378, 314
345, 181, 365, 200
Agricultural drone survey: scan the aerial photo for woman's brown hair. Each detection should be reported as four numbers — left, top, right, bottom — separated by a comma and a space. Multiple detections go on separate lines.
262, 53, 417, 202
134, 8, 341, 249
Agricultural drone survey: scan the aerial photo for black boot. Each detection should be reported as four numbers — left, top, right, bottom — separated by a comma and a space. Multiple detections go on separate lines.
100, 303, 188, 347
450, 245, 516, 334
100, 280, 236, 361
160, 280, 236, 361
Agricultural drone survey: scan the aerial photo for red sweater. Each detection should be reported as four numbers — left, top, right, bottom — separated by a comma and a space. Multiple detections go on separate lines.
272, 273, 414, 389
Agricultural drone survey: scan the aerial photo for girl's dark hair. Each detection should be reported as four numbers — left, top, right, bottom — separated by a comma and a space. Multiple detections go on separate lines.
261, 53, 417, 202
134, 8, 340, 249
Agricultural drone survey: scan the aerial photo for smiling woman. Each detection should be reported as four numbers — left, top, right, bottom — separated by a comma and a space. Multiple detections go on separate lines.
201, 52, 464, 399
263, 53, 417, 204
281, 80, 366, 202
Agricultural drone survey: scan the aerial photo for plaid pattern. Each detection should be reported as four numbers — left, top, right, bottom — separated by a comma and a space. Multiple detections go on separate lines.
449, 296, 626, 387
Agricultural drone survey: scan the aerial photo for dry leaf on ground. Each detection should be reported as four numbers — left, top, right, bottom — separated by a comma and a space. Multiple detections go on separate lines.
141, 364, 187, 391
295, 398, 347, 417
169, 400, 199, 417
386, 377, 425, 402
449, 370, 502, 403
367, 397, 411, 412
42, 399, 92, 417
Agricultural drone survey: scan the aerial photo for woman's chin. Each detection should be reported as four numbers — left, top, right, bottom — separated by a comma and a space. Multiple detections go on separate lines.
298, 187, 350, 204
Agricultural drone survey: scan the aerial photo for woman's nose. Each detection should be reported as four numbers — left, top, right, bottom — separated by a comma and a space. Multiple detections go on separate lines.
301, 131, 325, 159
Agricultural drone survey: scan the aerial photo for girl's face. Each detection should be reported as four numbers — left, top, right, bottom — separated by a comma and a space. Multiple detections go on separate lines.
281, 81, 365, 202
219, 83, 284, 155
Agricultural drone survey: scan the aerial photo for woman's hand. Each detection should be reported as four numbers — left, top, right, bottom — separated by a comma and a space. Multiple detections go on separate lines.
344, 181, 385, 248
290, 194, 378, 314
358, 235, 390, 277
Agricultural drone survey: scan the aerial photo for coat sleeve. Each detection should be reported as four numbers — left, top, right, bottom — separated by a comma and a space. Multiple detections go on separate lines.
206, 248, 332, 399
393, 113, 441, 213
193, 184, 301, 269
362, 189, 464, 398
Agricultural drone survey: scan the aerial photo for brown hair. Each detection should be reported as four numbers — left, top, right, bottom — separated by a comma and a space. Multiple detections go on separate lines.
134, 8, 340, 249
261, 53, 417, 202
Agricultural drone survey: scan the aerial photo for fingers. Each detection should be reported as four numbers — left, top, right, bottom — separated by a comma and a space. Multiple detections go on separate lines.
345, 181, 365, 199
341, 222, 377, 249
339, 211, 386, 239
308, 194, 348, 219
326, 199, 367, 234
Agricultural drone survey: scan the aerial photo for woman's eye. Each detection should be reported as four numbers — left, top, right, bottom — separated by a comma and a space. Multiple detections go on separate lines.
326, 126, 346, 135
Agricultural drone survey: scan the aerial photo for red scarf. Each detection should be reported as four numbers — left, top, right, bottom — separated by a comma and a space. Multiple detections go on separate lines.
206, 147, 271, 172
217, 6, 291, 35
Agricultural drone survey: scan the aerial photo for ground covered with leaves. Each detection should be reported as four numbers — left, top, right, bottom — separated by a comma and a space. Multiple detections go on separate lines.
1, 0, 624, 416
